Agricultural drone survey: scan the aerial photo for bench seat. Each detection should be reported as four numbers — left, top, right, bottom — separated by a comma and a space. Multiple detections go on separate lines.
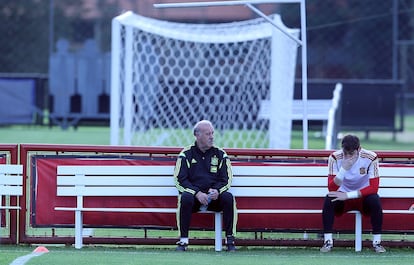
55, 164, 414, 251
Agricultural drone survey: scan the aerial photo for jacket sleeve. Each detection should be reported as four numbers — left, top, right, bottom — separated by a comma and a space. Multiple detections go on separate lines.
359, 158, 380, 196
174, 152, 199, 195
327, 154, 340, 191
327, 175, 340, 191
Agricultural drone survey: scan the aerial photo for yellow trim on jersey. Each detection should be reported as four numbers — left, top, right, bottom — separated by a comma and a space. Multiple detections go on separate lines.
174, 146, 197, 195
176, 193, 182, 237
174, 156, 186, 193
232, 196, 238, 236
219, 150, 233, 194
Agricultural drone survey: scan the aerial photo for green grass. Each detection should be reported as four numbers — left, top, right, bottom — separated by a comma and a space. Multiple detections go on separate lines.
0, 125, 111, 145
0, 115, 414, 150
0, 245, 412, 265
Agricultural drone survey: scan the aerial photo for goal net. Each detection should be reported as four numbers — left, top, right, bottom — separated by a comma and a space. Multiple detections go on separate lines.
111, 11, 299, 148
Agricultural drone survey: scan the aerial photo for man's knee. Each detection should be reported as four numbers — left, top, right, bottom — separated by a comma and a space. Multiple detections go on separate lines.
365, 194, 382, 205
180, 192, 195, 206
323, 196, 335, 209
220, 191, 234, 205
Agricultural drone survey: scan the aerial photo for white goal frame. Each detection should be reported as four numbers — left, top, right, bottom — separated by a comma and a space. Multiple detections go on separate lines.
110, 0, 308, 148
153, 0, 309, 148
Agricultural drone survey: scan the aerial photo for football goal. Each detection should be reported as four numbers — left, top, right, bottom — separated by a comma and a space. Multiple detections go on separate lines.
110, 9, 299, 148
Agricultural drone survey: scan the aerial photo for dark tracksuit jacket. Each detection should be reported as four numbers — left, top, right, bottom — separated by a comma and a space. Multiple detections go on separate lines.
174, 142, 236, 237
174, 143, 233, 195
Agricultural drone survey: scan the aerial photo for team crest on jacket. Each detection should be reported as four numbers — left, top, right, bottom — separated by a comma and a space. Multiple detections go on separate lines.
359, 167, 366, 175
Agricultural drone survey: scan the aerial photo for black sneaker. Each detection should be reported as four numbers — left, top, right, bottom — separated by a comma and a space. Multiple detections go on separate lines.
373, 243, 386, 253
226, 235, 237, 252
320, 240, 333, 253
175, 241, 188, 251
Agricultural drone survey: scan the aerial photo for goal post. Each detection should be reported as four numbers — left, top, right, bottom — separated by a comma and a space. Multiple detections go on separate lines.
110, 10, 300, 148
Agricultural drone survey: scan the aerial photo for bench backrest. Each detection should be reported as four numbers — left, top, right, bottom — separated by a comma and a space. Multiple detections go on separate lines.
378, 166, 414, 198
258, 83, 342, 121
57, 165, 177, 197
56, 164, 414, 199
0, 164, 23, 196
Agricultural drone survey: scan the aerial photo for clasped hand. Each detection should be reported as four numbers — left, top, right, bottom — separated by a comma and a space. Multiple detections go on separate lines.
196, 189, 219, 205
327, 191, 348, 201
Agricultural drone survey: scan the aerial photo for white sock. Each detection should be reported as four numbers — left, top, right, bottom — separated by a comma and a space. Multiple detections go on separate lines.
324, 233, 333, 244
180, 237, 189, 244
373, 234, 381, 245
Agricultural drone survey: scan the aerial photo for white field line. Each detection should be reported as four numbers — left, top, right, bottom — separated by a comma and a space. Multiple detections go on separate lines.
10, 252, 47, 265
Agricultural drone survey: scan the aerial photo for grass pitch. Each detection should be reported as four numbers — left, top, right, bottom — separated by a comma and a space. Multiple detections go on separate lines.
0, 114, 413, 150
2, 245, 414, 265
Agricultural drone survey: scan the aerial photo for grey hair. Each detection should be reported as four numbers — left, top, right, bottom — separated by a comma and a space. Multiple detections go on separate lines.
193, 120, 213, 136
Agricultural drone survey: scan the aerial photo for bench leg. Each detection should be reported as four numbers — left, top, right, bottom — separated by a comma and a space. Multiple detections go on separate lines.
75, 210, 83, 249
355, 211, 362, 252
214, 212, 222, 252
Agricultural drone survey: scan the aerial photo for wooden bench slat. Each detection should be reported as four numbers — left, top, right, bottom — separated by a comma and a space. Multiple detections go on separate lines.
58, 176, 327, 187
380, 167, 414, 177
57, 165, 174, 175
380, 177, 414, 187
0, 164, 24, 175
57, 186, 178, 196
383, 210, 414, 214
0, 175, 23, 185
378, 188, 414, 198
0, 185, 23, 196
232, 166, 327, 176
237, 209, 323, 214
229, 187, 327, 197
232, 177, 326, 186
54, 207, 177, 213
0, 206, 21, 210
57, 176, 174, 186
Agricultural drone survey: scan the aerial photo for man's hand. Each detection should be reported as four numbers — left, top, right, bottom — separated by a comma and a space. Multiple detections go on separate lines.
196, 191, 210, 205
208, 188, 219, 200
327, 191, 348, 201
342, 153, 358, 170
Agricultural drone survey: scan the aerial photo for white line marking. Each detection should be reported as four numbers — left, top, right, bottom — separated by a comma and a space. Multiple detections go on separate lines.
10, 252, 46, 265
10, 247, 49, 265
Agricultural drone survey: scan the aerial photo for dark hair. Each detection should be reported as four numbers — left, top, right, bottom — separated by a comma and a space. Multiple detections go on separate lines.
341, 134, 360, 152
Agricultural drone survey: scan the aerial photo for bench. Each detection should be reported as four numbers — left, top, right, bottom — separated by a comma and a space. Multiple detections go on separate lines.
258, 83, 342, 149
55, 163, 414, 251
0, 164, 23, 227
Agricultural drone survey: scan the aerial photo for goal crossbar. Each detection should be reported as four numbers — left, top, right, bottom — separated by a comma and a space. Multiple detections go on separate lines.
154, 0, 303, 46
153, 0, 303, 8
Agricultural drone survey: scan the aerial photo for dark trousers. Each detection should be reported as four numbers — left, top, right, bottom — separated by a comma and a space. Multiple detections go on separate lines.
322, 193, 383, 234
177, 191, 237, 238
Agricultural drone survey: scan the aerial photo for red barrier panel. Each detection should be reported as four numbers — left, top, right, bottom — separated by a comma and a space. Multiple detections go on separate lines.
18, 144, 414, 246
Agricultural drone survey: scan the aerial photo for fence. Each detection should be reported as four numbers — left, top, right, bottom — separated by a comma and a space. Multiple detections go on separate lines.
0, 0, 412, 125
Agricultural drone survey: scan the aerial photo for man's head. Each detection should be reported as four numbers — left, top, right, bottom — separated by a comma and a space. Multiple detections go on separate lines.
193, 120, 214, 152
341, 134, 361, 158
